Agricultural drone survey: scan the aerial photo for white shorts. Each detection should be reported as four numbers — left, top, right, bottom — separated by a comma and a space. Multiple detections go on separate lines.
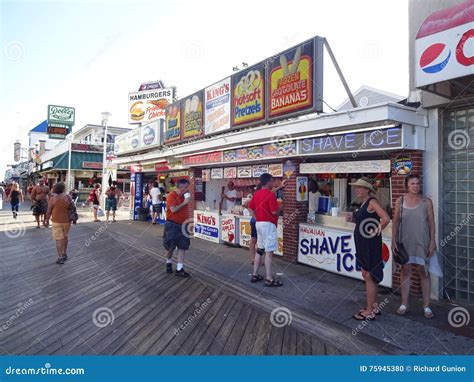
256, 221, 278, 253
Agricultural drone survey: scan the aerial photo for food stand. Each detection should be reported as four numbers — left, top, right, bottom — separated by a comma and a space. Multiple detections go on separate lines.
297, 156, 395, 288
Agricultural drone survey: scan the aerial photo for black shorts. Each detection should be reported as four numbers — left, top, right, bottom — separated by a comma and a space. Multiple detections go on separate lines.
152, 203, 162, 213
163, 221, 190, 251
250, 217, 257, 239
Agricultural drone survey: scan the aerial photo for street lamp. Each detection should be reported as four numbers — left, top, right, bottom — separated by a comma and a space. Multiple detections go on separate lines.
101, 111, 112, 205
66, 132, 74, 192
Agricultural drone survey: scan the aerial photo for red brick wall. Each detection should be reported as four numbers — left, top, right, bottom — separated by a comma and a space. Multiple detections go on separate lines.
390, 150, 423, 297
187, 168, 201, 218
282, 158, 309, 263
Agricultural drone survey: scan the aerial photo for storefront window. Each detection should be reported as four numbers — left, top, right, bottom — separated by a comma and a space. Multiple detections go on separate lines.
442, 107, 474, 304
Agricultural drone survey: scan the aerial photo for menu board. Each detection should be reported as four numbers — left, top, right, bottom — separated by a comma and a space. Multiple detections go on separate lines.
232, 63, 265, 127
204, 77, 231, 135
236, 148, 248, 161
211, 168, 223, 179
182, 91, 203, 139
268, 163, 283, 177
223, 167, 237, 179
268, 39, 314, 118
165, 101, 181, 143
263, 141, 297, 157
223, 150, 236, 163
252, 164, 269, 178
247, 146, 263, 160
237, 166, 252, 178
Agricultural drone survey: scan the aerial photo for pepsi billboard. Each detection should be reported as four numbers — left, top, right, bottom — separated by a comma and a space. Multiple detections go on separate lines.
415, 2, 474, 87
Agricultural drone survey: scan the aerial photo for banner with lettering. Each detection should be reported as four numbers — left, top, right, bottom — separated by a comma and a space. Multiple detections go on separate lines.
194, 210, 221, 243
182, 91, 204, 139
204, 77, 231, 135
232, 63, 265, 127
165, 102, 181, 143
298, 223, 392, 288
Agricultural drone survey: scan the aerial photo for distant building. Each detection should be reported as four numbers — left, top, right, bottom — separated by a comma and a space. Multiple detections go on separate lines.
336, 85, 404, 111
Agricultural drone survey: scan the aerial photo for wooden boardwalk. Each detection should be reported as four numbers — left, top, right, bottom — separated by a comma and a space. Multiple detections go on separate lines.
0, 216, 400, 355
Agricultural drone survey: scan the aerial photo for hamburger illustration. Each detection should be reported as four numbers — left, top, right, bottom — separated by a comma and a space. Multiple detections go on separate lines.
130, 101, 145, 121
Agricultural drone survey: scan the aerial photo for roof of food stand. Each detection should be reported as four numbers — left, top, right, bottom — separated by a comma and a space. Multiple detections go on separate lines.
112, 102, 428, 166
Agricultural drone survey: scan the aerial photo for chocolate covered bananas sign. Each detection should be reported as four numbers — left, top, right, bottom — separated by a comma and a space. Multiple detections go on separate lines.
268, 37, 323, 119
232, 64, 265, 127
128, 88, 173, 124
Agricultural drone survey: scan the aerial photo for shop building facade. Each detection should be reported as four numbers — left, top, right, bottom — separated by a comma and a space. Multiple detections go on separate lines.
409, 0, 474, 304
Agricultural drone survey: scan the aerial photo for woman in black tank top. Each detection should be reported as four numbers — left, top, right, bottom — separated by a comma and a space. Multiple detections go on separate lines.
349, 178, 390, 321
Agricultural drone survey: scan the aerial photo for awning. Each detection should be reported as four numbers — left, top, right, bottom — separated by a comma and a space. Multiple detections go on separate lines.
41, 151, 104, 171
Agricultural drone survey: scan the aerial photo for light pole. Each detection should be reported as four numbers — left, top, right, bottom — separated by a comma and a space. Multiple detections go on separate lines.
66, 132, 74, 192
101, 111, 111, 205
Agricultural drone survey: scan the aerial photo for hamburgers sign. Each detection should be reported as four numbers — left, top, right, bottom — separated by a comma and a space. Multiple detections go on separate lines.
128, 88, 173, 124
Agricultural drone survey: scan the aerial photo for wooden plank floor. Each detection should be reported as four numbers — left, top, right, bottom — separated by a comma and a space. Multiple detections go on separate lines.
0, 220, 337, 355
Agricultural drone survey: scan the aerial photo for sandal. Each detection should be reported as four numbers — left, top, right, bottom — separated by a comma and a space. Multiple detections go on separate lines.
423, 306, 434, 319
250, 274, 264, 283
359, 308, 381, 316
56, 256, 65, 265
352, 311, 375, 321
396, 304, 408, 315
264, 278, 283, 287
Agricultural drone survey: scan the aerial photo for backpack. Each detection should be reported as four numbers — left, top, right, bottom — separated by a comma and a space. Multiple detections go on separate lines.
88, 190, 95, 203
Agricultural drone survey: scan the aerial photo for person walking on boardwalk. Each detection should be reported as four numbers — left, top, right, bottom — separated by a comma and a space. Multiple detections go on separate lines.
7, 183, 24, 219
44, 182, 74, 264
105, 181, 121, 223
149, 181, 162, 224
349, 177, 390, 321
248, 173, 283, 287
31, 179, 50, 228
89, 184, 101, 222
163, 179, 191, 277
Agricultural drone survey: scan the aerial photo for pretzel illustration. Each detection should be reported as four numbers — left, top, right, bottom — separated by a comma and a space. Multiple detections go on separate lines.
280, 46, 301, 76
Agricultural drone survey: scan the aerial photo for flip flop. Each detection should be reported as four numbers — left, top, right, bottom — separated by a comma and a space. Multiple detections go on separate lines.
423, 307, 434, 319
352, 312, 376, 321
359, 308, 381, 316
396, 304, 408, 315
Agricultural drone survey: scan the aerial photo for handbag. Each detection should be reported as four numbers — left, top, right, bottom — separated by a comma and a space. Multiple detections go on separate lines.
394, 196, 409, 265
69, 196, 79, 224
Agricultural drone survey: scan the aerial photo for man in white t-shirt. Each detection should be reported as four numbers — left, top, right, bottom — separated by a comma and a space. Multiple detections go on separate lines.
222, 181, 237, 211
308, 180, 321, 213
149, 181, 161, 224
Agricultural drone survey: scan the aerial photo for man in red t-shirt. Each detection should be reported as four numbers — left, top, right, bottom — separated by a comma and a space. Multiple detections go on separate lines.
248, 173, 283, 287
164, 179, 191, 277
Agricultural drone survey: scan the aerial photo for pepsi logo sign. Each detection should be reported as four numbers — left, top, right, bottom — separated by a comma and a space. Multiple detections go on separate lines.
419, 43, 451, 73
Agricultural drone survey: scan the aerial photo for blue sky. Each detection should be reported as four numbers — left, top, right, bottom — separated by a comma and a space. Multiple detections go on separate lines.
0, 0, 408, 178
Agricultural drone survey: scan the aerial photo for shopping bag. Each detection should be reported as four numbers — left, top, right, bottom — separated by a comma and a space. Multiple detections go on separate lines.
97, 207, 105, 217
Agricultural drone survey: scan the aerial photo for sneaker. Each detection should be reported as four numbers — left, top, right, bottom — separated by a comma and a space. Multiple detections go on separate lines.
63, 254, 68, 261
175, 268, 190, 278
166, 263, 173, 274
